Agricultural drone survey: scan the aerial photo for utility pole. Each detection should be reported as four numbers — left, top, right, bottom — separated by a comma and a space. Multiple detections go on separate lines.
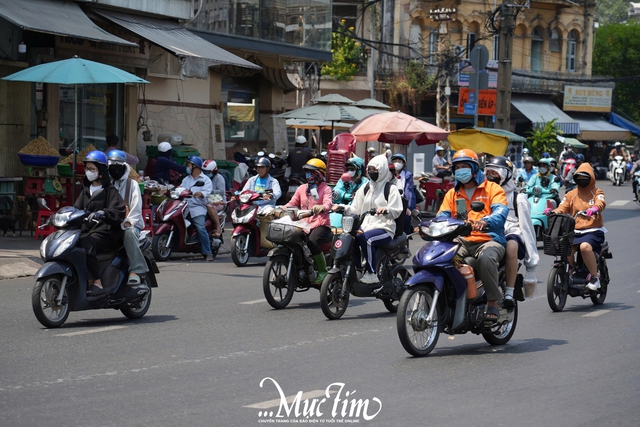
495, 1, 516, 131
430, 7, 456, 131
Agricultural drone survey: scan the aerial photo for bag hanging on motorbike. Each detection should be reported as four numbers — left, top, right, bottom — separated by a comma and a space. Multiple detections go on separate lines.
543, 214, 575, 257
363, 182, 407, 238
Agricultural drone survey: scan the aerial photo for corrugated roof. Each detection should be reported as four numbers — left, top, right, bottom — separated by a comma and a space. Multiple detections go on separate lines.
511, 95, 580, 135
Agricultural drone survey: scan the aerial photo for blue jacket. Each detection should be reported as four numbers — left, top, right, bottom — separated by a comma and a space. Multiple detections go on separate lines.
526, 173, 560, 195
153, 154, 187, 183
333, 176, 368, 204
394, 169, 416, 209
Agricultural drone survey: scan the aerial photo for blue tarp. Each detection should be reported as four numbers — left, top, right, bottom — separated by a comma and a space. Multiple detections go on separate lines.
610, 112, 640, 137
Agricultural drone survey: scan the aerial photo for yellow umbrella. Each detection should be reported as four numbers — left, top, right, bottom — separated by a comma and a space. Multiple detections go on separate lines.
447, 127, 524, 156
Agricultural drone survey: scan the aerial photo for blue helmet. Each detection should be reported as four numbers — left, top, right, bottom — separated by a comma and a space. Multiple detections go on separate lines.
541, 152, 550, 159
107, 149, 127, 164
575, 153, 585, 162
187, 156, 203, 169
83, 150, 108, 166
390, 153, 407, 163
256, 157, 271, 168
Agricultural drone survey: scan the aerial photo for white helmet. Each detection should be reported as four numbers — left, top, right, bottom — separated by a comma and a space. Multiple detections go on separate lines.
158, 142, 172, 153
203, 159, 217, 172
614, 141, 622, 147
295, 135, 307, 145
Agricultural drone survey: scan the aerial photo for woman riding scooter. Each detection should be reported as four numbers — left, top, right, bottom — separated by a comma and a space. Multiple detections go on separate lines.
332, 156, 368, 204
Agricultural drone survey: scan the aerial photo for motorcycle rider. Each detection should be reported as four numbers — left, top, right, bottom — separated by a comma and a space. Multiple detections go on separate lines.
549, 158, 564, 187
390, 153, 416, 235
559, 143, 575, 165
332, 154, 404, 285
629, 157, 640, 200
526, 158, 560, 198
241, 157, 282, 213
152, 142, 187, 184
332, 156, 368, 204
202, 160, 226, 237
485, 157, 538, 308
437, 149, 508, 323
287, 135, 313, 181
181, 156, 215, 262
517, 156, 537, 186
282, 159, 333, 284
107, 150, 149, 286
74, 150, 126, 295
609, 141, 631, 181
564, 153, 585, 192
432, 145, 451, 178
546, 163, 607, 291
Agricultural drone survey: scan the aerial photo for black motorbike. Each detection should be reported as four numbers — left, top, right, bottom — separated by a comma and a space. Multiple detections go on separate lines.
32, 199, 159, 328
319, 208, 412, 320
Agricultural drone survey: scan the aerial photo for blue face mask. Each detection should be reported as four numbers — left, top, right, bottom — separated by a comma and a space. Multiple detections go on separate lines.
186, 167, 192, 175
305, 172, 312, 180
454, 168, 473, 184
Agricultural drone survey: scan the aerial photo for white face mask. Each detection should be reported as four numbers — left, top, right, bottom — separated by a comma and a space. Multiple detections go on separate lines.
348, 170, 356, 178
394, 162, 404, 171
86, 170, 99, 182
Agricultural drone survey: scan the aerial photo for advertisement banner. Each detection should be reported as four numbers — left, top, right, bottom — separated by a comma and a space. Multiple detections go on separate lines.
457, 88, 497, 115
563, 86, 612, 112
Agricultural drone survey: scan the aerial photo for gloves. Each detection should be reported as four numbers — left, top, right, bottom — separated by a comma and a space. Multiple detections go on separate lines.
543, 208, 553, 216
312, 205, 324, 215
88, 210, 105, 222
586, 206, 599, 217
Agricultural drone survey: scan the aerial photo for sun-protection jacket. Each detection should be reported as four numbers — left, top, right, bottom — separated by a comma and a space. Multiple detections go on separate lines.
554, 163, 606, 231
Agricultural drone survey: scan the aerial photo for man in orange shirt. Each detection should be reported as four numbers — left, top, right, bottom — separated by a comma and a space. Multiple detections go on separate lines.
437, 149, 509, 322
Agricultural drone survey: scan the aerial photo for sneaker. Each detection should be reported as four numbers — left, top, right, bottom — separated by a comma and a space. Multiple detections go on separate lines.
586, 277, 601, 291
360, 272, 380, 284
502, 294, 515, 309
205, 254, 214, 262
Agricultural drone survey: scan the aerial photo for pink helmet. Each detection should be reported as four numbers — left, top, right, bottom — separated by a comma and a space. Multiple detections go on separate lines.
202, 159, 218, 172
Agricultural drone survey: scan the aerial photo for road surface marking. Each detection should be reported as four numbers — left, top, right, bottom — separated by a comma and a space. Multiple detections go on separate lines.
244, 389, 337, 409
55, 326, 127, 337
240, 299, 265, 305
609, 200, 630, 207
582, 310, 610, 318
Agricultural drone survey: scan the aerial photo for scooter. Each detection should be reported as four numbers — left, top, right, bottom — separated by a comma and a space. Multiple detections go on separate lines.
151, 182, 222, 261
526, 179, 558, 241
32, 199, 159, 328
395, 202, 521, 357
634, 171, 640, 206
230, 189, 274, 267
607, 155, 626, 186
319, 208, 412, 320
262, 209, 333, 309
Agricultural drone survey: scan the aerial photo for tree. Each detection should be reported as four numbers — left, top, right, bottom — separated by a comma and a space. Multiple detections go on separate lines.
593, 23, 640, 121
595, 0, 631, 25
525, 119, 562, 160
387, 60, 436, 115
321, 21, 364, 81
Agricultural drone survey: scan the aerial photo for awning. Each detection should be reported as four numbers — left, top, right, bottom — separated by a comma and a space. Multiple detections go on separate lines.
0, 0, 136, 46
262, 67, 297, 92
557, 136, 588, 149
567, 113, 631, 141
95, 9, 261, 79
610, 112, 640, 137
447, 127, 515, 156
511, 96, 580, 135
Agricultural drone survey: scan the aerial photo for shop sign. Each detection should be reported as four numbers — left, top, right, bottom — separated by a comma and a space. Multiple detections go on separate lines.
563, 85, 612, 112
457, 88, 496, 115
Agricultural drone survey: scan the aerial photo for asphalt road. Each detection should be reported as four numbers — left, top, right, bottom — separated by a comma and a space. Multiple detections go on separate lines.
1, 182, 639, 427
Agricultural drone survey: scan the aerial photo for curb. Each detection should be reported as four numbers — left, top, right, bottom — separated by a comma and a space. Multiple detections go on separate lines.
0, 258, 42, 281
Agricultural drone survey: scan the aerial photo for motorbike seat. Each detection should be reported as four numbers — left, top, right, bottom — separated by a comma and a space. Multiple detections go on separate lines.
600, 241, 609, 253
378, 233, 407, 250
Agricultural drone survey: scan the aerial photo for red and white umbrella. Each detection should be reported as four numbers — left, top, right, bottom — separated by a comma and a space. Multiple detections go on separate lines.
349, 111, 449, 145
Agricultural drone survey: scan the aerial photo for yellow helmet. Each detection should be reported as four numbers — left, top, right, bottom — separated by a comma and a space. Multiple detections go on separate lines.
303, 158, 327, 174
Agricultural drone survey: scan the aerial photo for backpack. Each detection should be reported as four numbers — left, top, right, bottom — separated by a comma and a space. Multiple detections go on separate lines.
543, 213, 575, 257
363, 181, 407, 238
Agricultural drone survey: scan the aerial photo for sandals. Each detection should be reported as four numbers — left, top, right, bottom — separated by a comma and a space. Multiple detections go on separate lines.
127, 273, 141, 286
483, 305, 500, 324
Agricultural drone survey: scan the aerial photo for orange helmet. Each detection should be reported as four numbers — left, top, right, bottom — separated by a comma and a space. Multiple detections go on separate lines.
451, 149, 480, 173
303, 158, 327, 175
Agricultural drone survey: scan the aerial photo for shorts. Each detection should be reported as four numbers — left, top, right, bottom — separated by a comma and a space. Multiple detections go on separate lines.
506, 234, 525, 260
573, 230, 605, 254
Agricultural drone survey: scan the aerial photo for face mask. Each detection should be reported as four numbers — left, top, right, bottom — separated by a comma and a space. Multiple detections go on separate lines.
205, 173, 213, 179
348, 170, 356, 178
186, 167, 192, 175
576, 177, 591, 188
393, 162, 404, 172
108, 165, 127, 181
368, 172, 379, 182
567, 148, 572, 152
86, 170, 99, 182
454, 168, 473, 184
486, 173, 501, 184
305, 172, 312, 180
539, 167, 548, 174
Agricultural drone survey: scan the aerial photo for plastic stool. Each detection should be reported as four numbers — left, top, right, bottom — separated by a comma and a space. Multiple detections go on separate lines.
142, 208, 154, 235
34, 208, 55, 240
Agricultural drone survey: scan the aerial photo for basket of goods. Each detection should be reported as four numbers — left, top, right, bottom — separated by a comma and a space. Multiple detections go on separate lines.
57, 144, 99, 175
18, 137, 61, 166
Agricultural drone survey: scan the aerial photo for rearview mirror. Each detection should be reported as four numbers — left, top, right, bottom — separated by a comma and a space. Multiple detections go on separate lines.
470, 201, 485, 212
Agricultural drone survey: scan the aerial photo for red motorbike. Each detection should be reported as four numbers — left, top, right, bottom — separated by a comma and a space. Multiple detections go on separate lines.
230, 189, 274, 267
151, 182, 225, 261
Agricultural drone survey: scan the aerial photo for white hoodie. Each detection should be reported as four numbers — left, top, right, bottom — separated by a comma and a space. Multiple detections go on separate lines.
111, 163, 145, 230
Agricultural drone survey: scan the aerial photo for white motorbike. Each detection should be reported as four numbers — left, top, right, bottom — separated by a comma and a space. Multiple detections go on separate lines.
607, 155, 626, 186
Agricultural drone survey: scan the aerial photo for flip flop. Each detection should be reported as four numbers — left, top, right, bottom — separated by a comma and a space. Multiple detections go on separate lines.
87, 284, 106, 296
483, 305, 500, 324
127, 273, 141, 286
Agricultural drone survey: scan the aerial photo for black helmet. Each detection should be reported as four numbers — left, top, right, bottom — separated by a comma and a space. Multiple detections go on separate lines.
256, 157, 271, 168
485, 156, 513, 185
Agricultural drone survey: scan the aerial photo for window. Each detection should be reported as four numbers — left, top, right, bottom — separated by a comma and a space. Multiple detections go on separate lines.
429, 29, 439, 65
531, 27, 543, 71
493, 35, 499, 60
410, 24, 422, 59
567, 31, 577, 72
222, 76, 260, 141
467, 33, 476, 55
550, 29, 560, 52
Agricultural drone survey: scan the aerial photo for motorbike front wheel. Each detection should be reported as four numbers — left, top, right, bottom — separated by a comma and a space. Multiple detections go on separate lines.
263, 255, 294, 309
547, 266, 568, 312
32, 275, 69, 328
231, 234, 250, 267
121, 288, 152, 319
320, 271, 350, 320
483, 302, 518, 346
396, 285, 441, 357
151, 232, 172, 262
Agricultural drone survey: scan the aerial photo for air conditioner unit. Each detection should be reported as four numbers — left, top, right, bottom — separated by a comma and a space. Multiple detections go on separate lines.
453, 45, 466, 59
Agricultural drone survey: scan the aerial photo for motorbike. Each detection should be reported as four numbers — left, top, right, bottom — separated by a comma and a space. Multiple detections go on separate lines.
152, 181, 225, 261
319, 208, 412, 320
634, 171, 640, 206
395, 202, 521, 357
262, 209, 333, 309
32, 199, 159, 328
545, 212, 611, 312
526, 179, 558, 241
230, 189, 274, 266
268, 152, 289, 205
417, 172, 453, 212
607, 155, 626, 186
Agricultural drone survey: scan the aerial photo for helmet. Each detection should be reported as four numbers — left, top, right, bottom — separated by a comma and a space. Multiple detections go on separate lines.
522, 147, 530, 155
485, 156, 513, 185
83, 150, 108, 166
549, 157, 557, 166
295, 135, 307, 145
187, 156, 203, 170
390, 153, 406, 163
435, 146, 445, 152
541, 152, 550, 158
202, 159, 217, 172
451, 149, 480, 174
345, 156, 365, 174
107, 149, 127, 164
538, 158, 551, 166
256, 157, 271, 168
158, 142, 172, 153
303, 158, 327, 174
614, 141, 622, 147
523, 156, 534, 163
575, 153, 585, 162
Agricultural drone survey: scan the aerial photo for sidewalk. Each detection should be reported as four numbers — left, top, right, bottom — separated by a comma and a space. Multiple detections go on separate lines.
0, 234, 43, 280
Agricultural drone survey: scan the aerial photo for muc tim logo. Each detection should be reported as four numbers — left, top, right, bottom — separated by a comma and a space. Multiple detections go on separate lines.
256, 377, 382, 423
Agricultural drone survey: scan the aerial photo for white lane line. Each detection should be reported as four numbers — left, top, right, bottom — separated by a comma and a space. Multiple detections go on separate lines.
55, 326, 127, 337
609, 200, 630, 207
240, 299, 265, 305
582, 310, 610, 318
244, 389, 337, 409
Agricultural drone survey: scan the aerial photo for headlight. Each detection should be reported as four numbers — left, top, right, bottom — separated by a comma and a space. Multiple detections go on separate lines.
50, 211, 71, 228
341, 216, 354, 233
533, 186, 542, 196
53, 234, 75, 258
239, 193, 252, 204
426, 221, 457, 238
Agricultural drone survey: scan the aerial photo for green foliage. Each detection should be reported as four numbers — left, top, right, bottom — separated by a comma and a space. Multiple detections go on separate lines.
595, 0, 631, 25
525, 119, 562, 159
387, 61, 436, 115
593, 23, 640, 121
321, 22, 363, 81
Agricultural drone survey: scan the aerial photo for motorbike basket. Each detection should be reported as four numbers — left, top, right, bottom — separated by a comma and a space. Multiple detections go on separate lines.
266, 222, 303, 245
543, 214, 575, 257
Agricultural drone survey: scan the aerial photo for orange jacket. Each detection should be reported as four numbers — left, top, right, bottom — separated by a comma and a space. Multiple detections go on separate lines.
554, 163, 606, 230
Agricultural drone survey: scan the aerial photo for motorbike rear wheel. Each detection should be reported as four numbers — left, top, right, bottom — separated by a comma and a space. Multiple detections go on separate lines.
320, 271, 350, 320
382, 266, 411, 313
151, 232, 172, 262
121, 288, 152, 319
547, 266, 568, 312
263, 255, 294, 309
32, 275, 69, 328
396, 284, 441, 357
591, 258, 609, 305
231, 234, 250, 267
483, 302, 518, 346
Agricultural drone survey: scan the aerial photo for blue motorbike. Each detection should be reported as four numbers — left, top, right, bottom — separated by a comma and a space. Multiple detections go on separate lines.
527, 178, 559, 241
396, 202, 521, 357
